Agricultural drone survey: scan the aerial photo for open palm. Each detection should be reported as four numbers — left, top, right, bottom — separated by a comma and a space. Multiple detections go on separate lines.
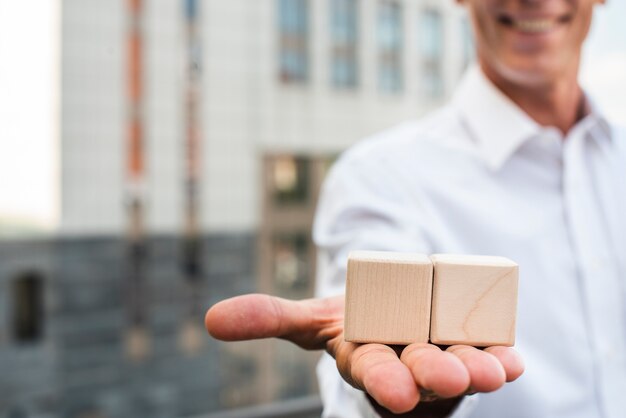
205, 294, 524, 415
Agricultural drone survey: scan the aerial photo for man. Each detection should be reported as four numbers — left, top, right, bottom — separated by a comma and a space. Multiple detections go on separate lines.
207, 0, 626, 416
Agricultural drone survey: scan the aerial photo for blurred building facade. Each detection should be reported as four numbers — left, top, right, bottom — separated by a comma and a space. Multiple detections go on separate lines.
0, 0, 470, 417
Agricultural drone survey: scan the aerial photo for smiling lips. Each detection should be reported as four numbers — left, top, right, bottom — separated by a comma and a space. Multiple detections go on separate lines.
498, 14, 572, 34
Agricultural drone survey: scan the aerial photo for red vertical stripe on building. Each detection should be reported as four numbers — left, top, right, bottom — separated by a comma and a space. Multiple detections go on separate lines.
129, 33, 142, 104
128, 118, 143, 177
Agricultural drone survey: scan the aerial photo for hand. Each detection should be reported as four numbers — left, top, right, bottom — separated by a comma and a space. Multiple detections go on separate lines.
205, 294, 524, 415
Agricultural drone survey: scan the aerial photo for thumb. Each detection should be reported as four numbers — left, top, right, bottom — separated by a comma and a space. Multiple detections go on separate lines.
205, 294, 344, 350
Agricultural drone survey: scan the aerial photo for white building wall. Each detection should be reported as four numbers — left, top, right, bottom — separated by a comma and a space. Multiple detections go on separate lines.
202, 0, 469, 232
61, 0, 125, 235
61, 0, 186, 235
201, 0, 263, 233
144, 0, 185, 234
61, 0, 470, 235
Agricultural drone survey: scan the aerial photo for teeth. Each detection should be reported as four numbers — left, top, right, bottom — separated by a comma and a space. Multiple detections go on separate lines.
513, 19, 556, 33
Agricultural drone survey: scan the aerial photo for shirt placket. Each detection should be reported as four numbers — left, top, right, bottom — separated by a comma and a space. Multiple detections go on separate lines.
563, 127, 626, 418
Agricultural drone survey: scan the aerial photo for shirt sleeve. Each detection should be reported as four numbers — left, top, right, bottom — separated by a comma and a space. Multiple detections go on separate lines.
313, 149, 431, 299
313, 150, 461, 417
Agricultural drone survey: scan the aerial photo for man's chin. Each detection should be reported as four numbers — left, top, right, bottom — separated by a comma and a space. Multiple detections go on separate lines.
493, 55, 570, 89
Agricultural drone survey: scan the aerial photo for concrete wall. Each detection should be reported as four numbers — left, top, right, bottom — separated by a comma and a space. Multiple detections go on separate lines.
0, 235, 316, 418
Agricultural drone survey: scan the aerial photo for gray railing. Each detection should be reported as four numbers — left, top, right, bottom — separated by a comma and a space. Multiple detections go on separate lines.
197, 395, 323, 418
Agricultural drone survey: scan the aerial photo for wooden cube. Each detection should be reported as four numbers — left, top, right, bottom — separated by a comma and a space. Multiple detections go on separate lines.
429, 254, 518, 347
344, 251, 433, 345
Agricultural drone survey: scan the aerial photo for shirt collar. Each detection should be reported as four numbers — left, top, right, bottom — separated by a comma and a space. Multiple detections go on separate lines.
581, 95, 613, 144
453, 66, 543, 171
452, 66, 614, 170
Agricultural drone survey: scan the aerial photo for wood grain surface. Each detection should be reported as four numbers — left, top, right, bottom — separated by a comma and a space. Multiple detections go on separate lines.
344, 251, 433, 344
429, 254, 518, 346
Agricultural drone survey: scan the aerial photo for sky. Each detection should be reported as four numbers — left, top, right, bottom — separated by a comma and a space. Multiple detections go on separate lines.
0, 0, 59, 231
0, 0, 624, 233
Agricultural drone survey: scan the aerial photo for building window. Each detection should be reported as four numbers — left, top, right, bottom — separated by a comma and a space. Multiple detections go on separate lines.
272, 156, 310, 205
181, 236, 202, 278
184, 0, 198, 19
272, 233, 310, 295
330, 0, 358, 89
419, 9, 444, 98
278, 0, 309, 83
378, 1, 403, 93
461, 16, 474, 70
12, 272, 44, 343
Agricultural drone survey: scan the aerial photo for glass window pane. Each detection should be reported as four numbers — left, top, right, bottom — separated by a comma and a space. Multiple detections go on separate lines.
461, 16, 474, 69
184, 0, 197, 20
272, 233, 310, 296
419, 9, 444, 98
378, 1, 403, 93
272, 156, 309, 205
420, 9, 442, 61
330, 0, 358, 88
278, 0, 309, 83
12, 273, 44, 343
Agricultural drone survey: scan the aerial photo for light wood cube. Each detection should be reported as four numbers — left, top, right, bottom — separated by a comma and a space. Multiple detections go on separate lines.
429, 254, 518, 347
344, 251, 433, 345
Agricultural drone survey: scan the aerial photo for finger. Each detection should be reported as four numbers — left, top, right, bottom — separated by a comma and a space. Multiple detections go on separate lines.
446, 345, 506, 392
401, 343, 470, 398
335, 341, 419, 414
484, 346, 525, 382
205, 294, 343, 349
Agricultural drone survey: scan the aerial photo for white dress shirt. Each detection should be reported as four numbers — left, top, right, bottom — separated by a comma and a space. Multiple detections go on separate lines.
313, 66, 626, 418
